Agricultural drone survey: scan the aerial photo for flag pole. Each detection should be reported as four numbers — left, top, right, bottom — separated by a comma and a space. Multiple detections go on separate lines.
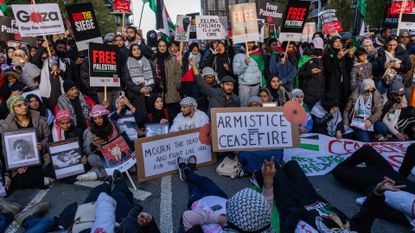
122, 10, 125, 33
139, 1, 146, 29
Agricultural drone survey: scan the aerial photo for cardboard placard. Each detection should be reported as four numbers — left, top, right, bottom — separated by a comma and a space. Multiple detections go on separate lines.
186, 13, 199, 40
301, 22, 315, 42
48, 138, 85, 180
100, 132, 136, 176
210, 107, 300, 152
11, 4, 65, 37
66, 3, 103, 52
135, 127, 216, 182
114, 0, 131, 12
174, 15, 192, 41
391, 0, 414, 14
279, 0, 311, 42
229, 3, 259, 44
256, 1, 285, 26
88, 43, 120, 87
400, 13, 415, 30
318, 9, 343, 35
195, 15, 228, 40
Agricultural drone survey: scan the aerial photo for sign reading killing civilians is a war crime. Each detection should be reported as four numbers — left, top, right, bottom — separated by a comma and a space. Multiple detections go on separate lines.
135, 126, 215, 182
66, 3, 103, 51
229, 3, 259, 44
279, 0, 311, 42
210, 107, 299, 152
195, 15, 228, 40
88, 43, 120, 87
11, 4, 65, 37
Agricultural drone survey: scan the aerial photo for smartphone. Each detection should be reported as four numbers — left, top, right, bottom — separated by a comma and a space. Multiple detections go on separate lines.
118, 91, 125, 97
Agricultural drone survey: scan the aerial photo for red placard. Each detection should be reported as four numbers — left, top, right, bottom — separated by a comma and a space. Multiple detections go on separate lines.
391, 1, 414, 14
114, 0, 130, 12
322, 21, 343, 35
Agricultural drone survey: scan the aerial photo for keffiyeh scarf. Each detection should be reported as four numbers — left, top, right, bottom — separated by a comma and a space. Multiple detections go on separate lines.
57, 93, 90, 127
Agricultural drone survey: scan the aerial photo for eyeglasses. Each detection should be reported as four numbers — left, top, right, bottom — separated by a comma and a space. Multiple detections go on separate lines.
392, 93, 405, 97
364, 89, 375, 94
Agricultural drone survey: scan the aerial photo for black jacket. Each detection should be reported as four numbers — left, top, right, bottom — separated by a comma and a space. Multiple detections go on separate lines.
298, 57, 325, 108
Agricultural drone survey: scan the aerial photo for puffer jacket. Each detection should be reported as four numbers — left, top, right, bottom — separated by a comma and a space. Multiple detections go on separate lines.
233, 52, 261, 86
298, 57, 325, 108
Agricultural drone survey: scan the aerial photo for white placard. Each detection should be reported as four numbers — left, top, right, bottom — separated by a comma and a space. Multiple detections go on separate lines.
195, 15, 228, 40
211, 108, 299, 152
11, 4, 65, 37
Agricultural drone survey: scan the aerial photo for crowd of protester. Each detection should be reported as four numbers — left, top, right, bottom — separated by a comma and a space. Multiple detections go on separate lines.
0, 25, 414, 232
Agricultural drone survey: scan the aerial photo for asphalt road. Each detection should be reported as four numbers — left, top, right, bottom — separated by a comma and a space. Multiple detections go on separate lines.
5, 164, 412, 233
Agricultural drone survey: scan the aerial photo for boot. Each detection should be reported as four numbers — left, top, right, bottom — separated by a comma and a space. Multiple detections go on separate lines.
0, 198, 21, 216
15, 202, 50, 226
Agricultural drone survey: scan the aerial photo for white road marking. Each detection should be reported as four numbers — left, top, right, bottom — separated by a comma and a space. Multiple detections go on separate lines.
6, 186, 52, 233
160, 176, 173, 233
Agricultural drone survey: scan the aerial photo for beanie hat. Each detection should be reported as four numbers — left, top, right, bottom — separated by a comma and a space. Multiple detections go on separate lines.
56, 109, 73, 122
63, 80, 78, 93
201, 67, 218, 78
90, 104, 110, 118
248, 96, 263, 106
291, 88, 304, 97
226, 188, 272, 233
7, 95, 25, 114
388, 79, 405, 94
221, 76, 236, 84
180, 97, 198, 108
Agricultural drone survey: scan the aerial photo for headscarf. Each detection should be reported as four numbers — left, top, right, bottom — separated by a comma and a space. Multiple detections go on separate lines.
7, 95, 25, 114
225, 188, 272, 233
6, 47, 15, 66
148, 95, 166, 123
129, 44, 143, 60
90, 104, 110, 118
329, 36, 341, 49
25, 94, 47, 118
155, 38, 170, 89
52, 109, 73, 142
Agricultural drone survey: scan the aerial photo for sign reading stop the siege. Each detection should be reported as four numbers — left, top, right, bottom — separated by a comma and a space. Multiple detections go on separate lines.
88, 43, 120, 87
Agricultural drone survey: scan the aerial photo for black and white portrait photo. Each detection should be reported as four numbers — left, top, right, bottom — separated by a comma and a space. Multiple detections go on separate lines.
48, 139, 85, 179
3, 129, 40, 170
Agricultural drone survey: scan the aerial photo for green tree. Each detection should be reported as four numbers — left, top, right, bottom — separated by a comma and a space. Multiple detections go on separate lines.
4, 0, 115, 35
328, 0, 354, 31
365, 0, 386, 28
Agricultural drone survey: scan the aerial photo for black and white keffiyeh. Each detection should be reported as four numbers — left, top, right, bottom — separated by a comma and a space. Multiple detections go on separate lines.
127, 56, 154, 87
225, 188, 273, 233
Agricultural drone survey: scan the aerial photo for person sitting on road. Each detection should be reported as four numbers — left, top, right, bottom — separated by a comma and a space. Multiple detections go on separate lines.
310, 94, 343, 138
291, 88, 313, 134
170, 97, 209, 132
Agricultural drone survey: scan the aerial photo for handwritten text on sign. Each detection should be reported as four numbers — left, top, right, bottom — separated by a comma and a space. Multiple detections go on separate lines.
211, 108, 298, 152
135, 128, 214, 181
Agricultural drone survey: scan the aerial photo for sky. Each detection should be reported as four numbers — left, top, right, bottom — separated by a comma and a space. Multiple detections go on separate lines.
131, 0, 202, 36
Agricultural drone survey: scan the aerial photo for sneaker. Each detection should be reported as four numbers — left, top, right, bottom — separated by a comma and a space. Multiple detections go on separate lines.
76, 171, 98, 181
43, 177, 55, 186
236, 168, 248, 178
112, 169, 123, 181
0, 198, 21, 216
15, 202, 50, 226
187, 155, 197, 171
176, 156, 188, 181
355, 196, 366, 206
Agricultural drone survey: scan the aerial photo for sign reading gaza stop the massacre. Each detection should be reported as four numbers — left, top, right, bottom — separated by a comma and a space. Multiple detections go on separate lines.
88, 43, 120, 87
318, 9, 343, 35
279, 0, 311, 42
134, 127, 215, 182
229, 3, 259, 44
66, 3, 103, 52
11, 4, 65, 37
195, 16, 228, 40
210, 107, 300, 152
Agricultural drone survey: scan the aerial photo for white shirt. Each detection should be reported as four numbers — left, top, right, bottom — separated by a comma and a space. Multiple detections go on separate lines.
170, 109, 209, 132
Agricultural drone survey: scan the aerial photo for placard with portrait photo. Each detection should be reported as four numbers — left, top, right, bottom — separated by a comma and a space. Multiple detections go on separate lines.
48, 138, 85, 180
3, 129, 40, 170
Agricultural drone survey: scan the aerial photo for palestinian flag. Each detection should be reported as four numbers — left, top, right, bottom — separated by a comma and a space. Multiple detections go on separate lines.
147, 0, 175, 43
249, 49, 266, 87
0, 0, 7, 16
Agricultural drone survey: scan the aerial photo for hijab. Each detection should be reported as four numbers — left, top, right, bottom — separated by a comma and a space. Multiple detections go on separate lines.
155, 39, 170, 86
129, 44, 143, 60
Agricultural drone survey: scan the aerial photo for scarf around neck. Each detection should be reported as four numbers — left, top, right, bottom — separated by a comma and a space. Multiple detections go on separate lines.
127, 56, 154, 87
57, 93, 90, 127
